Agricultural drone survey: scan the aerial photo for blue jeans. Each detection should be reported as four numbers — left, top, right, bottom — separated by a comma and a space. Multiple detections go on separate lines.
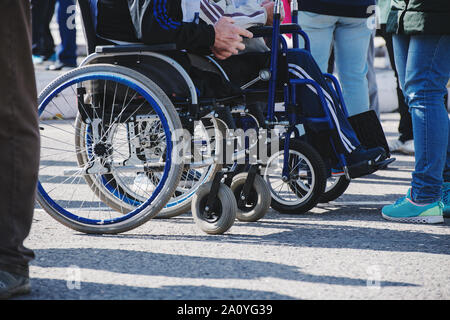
55, 0, 77, 65
297, 11, 373, 116
393, 34, 450, 203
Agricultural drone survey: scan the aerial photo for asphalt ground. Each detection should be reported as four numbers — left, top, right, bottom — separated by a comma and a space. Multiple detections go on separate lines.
16, 63, 450, 301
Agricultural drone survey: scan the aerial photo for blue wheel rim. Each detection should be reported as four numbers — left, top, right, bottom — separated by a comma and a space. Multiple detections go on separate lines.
37, 72, 173, 226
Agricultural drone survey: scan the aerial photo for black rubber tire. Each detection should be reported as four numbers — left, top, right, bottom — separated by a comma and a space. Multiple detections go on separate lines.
230, 172, 271, 222
191, 182, 237, 234
265, 139, 327, 214
318, 176, 351, 203
37, 64, 184, 234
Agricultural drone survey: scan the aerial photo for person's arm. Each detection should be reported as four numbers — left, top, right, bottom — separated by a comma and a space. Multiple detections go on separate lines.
128, 0, 252, 59
200, 0, 267, 28
133, 0, 215, 53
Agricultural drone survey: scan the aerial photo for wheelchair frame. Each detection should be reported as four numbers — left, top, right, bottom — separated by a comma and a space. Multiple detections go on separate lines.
35, 0, 392, 235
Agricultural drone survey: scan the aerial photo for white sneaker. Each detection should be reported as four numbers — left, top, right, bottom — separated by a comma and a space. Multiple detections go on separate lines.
132, 173, 155, 194
398, 139, 414, 155
388, 139, 414, 155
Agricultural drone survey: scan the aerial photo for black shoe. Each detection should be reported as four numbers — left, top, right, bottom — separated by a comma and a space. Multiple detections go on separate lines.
347, 145, 386, 166
46, 61, 77, 71
0, 270, 31, 299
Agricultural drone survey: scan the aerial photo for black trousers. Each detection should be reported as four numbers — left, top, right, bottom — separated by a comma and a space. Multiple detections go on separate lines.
31, 0, 56, 58
0, 0, 40, 277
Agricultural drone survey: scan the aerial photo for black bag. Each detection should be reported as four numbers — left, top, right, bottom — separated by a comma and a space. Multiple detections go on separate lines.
348, 110, 390, 156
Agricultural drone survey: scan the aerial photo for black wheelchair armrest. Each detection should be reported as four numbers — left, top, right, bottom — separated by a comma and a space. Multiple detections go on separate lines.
247, 24, 302, 37
95, 43, 177, 54
247, 24, 310, 50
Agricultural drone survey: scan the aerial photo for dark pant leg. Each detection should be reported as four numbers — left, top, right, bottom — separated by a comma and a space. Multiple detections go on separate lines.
31, 0, 43, 56
31, 0, 56, 58
0, 0, 40, 277
286, 49, 361, 154
216, 50, 361, 154
43, 0, 57, 58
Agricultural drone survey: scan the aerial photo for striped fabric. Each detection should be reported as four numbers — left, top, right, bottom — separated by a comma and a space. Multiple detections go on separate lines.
153, 0, 181, 30
199, 0, 266, 28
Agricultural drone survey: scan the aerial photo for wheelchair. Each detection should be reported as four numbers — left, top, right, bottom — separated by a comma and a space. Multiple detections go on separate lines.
36, 0, 394, 235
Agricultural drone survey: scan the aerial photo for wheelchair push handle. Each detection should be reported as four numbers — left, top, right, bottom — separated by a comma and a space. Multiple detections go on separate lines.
246, 0, 310, 52
247, 24, 300, 37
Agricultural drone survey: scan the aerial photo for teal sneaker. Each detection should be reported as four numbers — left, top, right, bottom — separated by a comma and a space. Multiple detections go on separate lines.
442, 182, 450, 218
32, 55, 44, 65
382, 189, 444, 224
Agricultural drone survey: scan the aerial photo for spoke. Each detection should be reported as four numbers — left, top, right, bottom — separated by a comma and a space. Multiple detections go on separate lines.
45, 166, 86, 195
41, 122, 75, 136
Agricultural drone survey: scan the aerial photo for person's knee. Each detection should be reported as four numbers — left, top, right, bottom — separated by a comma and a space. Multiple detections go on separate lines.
405, 81, 448, 111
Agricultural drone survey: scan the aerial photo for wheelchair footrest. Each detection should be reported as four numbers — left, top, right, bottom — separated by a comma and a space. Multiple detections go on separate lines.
347, 157, 396, 179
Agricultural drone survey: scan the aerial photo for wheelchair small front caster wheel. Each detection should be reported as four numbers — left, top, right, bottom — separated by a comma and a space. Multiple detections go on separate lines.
191, 182, 237, 234
230, 172, 271, 222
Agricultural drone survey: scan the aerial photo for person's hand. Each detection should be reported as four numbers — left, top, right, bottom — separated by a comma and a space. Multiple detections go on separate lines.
261, 0, 284, 26
212, 16, 253, 60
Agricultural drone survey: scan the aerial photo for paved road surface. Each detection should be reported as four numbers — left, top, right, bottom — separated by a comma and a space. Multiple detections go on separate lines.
18, 66, 450, 300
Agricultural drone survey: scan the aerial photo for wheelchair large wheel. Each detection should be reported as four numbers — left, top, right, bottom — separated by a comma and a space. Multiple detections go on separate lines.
36, 64, 184, 234
318, 175, 351, 203
264, 139, 327, 214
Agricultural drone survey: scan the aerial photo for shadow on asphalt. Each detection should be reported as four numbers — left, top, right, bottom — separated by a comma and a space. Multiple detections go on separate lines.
81, 207, 450, 256
25, 278, 292, 300
29, 246, 416, 300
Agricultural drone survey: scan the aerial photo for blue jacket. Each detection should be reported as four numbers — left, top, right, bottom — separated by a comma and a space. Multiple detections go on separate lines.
298, 0, 376, 18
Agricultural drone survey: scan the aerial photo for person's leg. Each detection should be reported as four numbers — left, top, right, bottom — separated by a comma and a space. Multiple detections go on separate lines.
380, 25, 412, 142
297, 11, 337, 73
366, 29, 379, 117
443, 116, 450, 217
53, 0, 77, 68
286, 49, 387, 170
397, 88, 414, 144
0, 0, 40, 297
394, 50, 413, 146
31, 0, 55, 59
216, 49, 385, 172
287, 49, 360, 154
405, 35, 450, 204
333, 16, 372, 117
380, 25, 414, 153
31, 0, 44, 56
382, 34, 450, 224
42, 0, 56, 59
444, 115, 450, 184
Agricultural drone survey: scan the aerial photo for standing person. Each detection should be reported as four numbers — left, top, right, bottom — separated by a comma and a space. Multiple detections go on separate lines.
377, 0, 414, 155
296, 0, 376, 117
0, 0, 40, 299
381, 0, 450, 223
